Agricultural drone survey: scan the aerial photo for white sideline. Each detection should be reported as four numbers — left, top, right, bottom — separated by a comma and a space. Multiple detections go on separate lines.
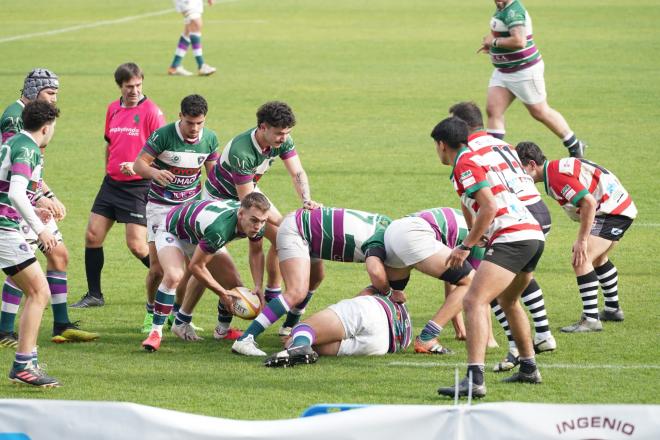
388, 361, 660, 370
0, 0, 242, 45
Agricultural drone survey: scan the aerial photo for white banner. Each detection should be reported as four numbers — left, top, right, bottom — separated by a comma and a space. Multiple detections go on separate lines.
0, 399, 658, 440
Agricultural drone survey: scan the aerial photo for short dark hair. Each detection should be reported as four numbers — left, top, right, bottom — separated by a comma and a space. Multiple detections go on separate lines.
516, 141, 547, 166
181, 94, 208, 117
449, 101, 484, 129
241, 192, 271, 212
430, 117, 468, 149
114, 62, 144, 86
22, 101, 60, 132
256, 101, 296, 128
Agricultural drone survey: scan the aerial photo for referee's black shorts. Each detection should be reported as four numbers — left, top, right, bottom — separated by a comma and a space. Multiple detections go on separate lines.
90, 175, 149, 225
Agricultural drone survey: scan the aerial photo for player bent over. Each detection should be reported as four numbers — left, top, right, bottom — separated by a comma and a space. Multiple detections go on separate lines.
0, 69, 97, 347
516, 142, 636, 333
432, 117, 545, 398
384, 208, 481, 355
142, 193, 269, 351
264, 293, 411, 368
232, 207, 392, 356
1, 102, 61, 386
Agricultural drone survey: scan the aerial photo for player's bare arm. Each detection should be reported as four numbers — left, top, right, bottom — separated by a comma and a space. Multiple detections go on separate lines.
479, 24, 525, 53
248, 238, 266, 306
236, 181, 256, 200
38, 181, 66, 220
188, 247, 239, 312
365, 255, 390, 295
573, 194, 597, 268
448, 188, 497, 269
133, 151, 174, 186
282, 155, 321, 209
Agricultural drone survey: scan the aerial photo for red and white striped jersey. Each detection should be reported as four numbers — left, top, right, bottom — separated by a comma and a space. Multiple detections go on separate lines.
452, 147, 544, 245
544, 158, 637, 221
467, 131, 541, 206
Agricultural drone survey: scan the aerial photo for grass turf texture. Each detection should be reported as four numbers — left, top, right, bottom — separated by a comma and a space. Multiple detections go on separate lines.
1, 0, 659, 418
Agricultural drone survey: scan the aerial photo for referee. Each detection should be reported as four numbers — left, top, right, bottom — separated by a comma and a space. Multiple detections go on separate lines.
72, 63, 165, 308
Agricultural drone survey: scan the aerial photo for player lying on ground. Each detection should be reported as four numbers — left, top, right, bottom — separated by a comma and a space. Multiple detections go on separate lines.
383, 207, 482, 355
141, 193, 269, 352
516, 141, 636, 333
232, 206, 392, 356
264, 292, 411, 367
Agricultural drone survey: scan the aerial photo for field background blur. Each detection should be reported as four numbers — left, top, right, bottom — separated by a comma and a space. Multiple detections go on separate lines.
1, 0, 658, 417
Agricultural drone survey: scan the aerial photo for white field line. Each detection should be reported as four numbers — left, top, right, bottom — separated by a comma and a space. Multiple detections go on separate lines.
388, 361, 660, 370
0, 0, 242, 45
0, 9, 175, 44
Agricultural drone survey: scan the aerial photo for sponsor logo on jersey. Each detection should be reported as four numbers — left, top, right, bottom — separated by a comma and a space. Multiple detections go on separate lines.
561, 185, 576, 201
166, 236, 175, 243
134, 114, 140, 125
197, 156, 205, 165
168, 166, 199, 176
109, 127, 140, 137
19, 243, 28, 252
172, 155, 181, 163
610, 228, 623, 236
460, 170, 476, 188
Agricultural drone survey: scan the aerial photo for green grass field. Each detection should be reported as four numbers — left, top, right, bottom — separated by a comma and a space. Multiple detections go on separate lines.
1, 0, 659, 419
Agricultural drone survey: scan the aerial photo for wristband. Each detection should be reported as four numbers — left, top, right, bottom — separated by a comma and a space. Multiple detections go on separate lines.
457, 243, 472, 252
44, 191, 55, 199
492, 38, 499, 48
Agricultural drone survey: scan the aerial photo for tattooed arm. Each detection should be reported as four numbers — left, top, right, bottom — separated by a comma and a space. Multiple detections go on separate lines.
282, 155, 322, 209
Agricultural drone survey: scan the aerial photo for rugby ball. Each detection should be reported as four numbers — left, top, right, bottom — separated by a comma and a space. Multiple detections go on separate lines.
231, 286, 262, 320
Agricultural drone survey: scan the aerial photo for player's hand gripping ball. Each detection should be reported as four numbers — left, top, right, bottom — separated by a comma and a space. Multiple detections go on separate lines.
231, 287, 262, 320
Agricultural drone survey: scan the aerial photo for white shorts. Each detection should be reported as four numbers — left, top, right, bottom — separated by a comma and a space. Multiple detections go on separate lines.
0, 229, 36, 270
19, 218, 63, 252
488, 60, 547, 105
328, 296, 389, 356
384, 217, 446, 269
173, 0, 204, 23
155, 231, 197, 259
276, 213, 310, 262
147, 203, 175, 243
155, 230, 228, 258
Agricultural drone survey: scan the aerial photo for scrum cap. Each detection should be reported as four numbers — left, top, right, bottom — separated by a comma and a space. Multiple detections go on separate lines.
22, 68, 59, 101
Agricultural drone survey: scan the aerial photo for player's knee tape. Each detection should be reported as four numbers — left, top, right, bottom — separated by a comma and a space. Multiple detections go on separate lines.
2, 257, 38, 276
389, 276, 410, 291
439, 261, 472, 285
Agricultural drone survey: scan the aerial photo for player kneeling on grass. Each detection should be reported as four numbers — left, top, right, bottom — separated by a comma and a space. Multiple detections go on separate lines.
232, 206, 392, 356
516, 142, 636, 333
264, 292, 411, 368
142, 193, 269, 352
384, 207, 482, 355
